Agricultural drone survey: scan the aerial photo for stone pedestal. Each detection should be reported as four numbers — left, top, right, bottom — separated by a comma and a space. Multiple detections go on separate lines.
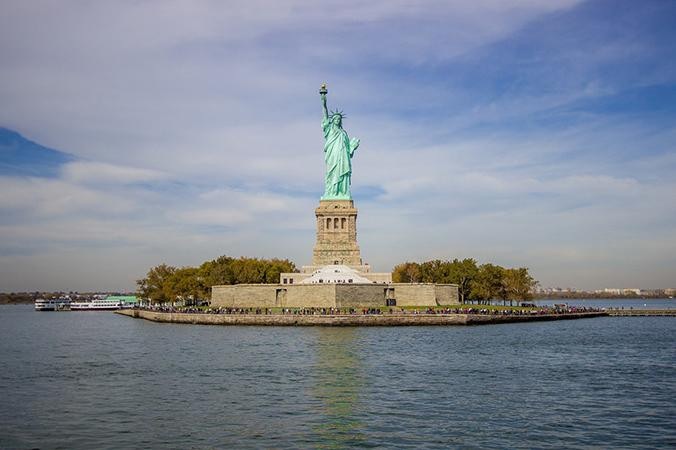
312, 200, 362, 267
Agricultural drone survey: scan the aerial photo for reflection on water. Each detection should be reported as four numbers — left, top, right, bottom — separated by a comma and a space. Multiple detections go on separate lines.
310, 329, 366, 448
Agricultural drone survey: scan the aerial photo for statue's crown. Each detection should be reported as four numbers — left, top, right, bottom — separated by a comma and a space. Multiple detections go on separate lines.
330, 109, 345, 119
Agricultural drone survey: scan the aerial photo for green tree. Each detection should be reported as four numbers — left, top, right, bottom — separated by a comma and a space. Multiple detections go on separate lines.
391, 257, 537, 305
136, 264, 177, 304
203, 256, 236, 285
470, 263, 505, 304
229, 257, 262, 284
199, 255, 297, 287
446, 258, 478, 303
263, 258, 297, 283
503, 267, 537, 306
165, 267, 207, 305
420, 259, 448, 283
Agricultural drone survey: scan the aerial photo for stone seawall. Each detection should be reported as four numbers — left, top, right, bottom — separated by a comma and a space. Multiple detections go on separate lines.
116, 309, 607, 326
210, 282, 459, 309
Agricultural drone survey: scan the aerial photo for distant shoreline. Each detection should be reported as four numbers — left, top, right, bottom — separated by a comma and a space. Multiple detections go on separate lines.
533, 296, 675, 301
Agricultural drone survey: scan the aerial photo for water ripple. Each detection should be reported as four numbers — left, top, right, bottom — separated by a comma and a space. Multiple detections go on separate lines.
0, 306, 674, 448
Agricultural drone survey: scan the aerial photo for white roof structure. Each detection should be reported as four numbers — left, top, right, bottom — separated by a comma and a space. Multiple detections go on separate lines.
300, 265, 373, 284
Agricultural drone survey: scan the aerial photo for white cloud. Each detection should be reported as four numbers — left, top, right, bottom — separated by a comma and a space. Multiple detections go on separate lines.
0, 176, 137, 217
1, 0, 675, 291
62, 161, 168, 184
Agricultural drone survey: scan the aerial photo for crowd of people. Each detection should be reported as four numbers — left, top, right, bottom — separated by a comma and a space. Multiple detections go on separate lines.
136, 304, 602, 316
415, 305, 601, 315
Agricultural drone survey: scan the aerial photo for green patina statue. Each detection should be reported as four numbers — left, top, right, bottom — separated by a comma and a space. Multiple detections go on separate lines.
320, 84, 360, 200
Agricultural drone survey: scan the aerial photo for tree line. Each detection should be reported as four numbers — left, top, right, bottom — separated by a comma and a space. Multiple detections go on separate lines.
137, 255, 536, 306
392, 259, 537, 305
136, 256, 296, 304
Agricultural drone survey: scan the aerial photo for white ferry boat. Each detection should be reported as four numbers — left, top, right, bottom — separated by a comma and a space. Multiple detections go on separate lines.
34, 297, 71, 311
70, 297, 126, 311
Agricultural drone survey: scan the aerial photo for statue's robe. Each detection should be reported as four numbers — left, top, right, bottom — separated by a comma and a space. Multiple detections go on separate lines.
322, 117, 356, 199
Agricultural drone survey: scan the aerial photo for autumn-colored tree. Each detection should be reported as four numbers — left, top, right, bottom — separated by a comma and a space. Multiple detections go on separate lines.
136, 264, 177, 304
165, 267, 208, 305
138, 256, 297, 304
392, 262, 422, 282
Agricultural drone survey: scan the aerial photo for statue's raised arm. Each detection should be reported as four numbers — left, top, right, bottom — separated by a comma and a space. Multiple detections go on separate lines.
320, 84, 329, 120
318, 84, 359, 201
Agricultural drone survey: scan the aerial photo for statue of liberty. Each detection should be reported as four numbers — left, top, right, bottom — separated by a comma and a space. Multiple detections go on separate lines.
319, 84, 360, 200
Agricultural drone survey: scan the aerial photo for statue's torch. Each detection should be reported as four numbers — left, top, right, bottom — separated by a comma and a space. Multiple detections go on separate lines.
319, 84, 328, 95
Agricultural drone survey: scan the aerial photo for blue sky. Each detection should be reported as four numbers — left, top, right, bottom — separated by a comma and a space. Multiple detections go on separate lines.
1, 0, 675, 291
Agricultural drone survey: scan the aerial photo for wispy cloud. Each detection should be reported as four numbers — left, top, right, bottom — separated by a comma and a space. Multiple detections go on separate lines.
1, 0, 675, 291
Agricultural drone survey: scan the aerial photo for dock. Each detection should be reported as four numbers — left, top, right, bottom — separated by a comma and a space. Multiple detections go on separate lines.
607, 309, 676, 316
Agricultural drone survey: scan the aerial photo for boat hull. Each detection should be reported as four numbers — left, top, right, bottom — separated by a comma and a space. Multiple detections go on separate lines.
70, 306, 123, 311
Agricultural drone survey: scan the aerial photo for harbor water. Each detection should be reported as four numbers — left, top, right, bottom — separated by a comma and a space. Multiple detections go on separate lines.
1, 304, 674, 449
